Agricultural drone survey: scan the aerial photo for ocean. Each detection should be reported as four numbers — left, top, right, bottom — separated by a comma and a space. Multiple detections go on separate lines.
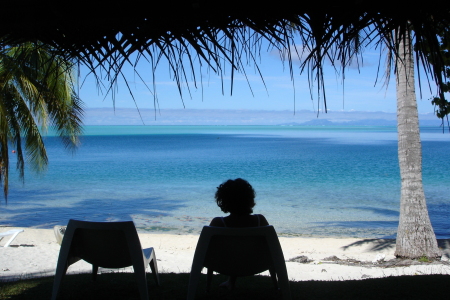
1, 125, 449, 239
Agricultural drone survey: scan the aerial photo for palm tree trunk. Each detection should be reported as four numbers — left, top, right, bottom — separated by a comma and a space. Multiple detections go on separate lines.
394, 28, 441, 259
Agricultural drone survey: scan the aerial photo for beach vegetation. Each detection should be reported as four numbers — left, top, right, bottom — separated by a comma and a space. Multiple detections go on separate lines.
417, 255, 432, 263
418, 22, 450, 127
0, 41, 83, 200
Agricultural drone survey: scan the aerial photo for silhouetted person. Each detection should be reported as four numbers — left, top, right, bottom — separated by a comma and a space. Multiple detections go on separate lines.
209, 178, 269, 289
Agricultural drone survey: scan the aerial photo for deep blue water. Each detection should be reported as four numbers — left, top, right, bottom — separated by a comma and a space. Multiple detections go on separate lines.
1, 125, 449, 238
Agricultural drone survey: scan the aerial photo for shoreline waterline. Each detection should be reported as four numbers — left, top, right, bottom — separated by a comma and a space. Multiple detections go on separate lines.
0, 224, 394, 239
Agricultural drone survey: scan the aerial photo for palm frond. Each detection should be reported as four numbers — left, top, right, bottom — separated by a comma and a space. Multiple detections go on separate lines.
0, 41, 82, 200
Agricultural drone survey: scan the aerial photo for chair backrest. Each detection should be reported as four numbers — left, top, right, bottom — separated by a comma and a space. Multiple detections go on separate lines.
188, 225, 291, 300
199, 226, 282, 277
62, 220, 143, 269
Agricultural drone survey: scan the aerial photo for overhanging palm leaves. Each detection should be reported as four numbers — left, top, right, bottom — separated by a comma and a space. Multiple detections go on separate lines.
4, 4, 448, 115
0, 41, 83, 200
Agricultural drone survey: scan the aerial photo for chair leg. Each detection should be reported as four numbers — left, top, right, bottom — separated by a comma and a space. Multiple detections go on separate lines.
51, 261, 70, 300
3, 230, 23, 247
272, 265, 291, 300
149, 259, 160, 286
269, 267, 279, 289
187, 265, 205, 300
206, 268, 213, 292
92, 265, 99, 282
132, 262, 149, 300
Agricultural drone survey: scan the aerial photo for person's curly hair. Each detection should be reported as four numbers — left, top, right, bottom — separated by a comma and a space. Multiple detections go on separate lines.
215, 178, 256, 215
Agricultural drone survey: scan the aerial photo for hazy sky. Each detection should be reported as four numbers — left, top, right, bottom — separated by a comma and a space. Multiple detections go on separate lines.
78, 40, 442, 116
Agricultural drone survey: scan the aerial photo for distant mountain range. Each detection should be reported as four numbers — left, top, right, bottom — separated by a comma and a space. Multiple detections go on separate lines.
280, 118, 441, 126
83, 108, 444, 127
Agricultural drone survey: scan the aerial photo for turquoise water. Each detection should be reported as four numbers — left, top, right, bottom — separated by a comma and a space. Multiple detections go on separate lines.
1, 125, 449, 238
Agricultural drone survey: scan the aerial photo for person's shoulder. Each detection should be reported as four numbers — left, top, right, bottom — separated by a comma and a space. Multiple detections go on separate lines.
256, 214, 269, 226
209, 217, 225, 227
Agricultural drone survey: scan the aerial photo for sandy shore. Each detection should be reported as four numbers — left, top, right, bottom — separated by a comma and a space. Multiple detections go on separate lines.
1, 227, 449, 282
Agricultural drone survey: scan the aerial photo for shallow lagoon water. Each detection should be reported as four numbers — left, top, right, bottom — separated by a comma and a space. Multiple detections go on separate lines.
1, 126, 449, 239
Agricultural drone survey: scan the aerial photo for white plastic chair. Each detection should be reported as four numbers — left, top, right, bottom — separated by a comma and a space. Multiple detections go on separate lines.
0, 229, 23, 247
53, 225, 66, 245
187, 226, 291, 300
51, 220, 160, 300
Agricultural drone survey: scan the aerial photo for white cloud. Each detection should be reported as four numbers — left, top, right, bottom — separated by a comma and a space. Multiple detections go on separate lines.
269, 44, 311, 64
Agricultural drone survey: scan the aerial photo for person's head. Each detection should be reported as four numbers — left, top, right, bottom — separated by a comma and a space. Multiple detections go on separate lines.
215, 178, 256, 215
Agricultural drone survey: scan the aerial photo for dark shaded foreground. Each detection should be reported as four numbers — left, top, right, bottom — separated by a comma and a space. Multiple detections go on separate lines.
1, 273, 449, 300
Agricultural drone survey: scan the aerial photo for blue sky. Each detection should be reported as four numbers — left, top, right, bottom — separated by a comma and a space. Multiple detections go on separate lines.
78, 41, 443, 124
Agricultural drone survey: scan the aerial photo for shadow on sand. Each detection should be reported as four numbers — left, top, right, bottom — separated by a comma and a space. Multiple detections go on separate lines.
1, 273, 449, 299
341, 238, 396, 252
341, 238, 450, 259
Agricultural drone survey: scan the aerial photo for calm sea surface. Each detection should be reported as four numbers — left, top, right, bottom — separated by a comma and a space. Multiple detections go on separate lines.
1, 125, 449, 239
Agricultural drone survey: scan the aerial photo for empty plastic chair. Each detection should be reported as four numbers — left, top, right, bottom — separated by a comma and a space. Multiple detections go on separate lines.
51, 220, 159, 300
0, 229, 23, 247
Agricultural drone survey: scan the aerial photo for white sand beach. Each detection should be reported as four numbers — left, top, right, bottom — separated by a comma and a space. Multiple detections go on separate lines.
1, 227, 449, 282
